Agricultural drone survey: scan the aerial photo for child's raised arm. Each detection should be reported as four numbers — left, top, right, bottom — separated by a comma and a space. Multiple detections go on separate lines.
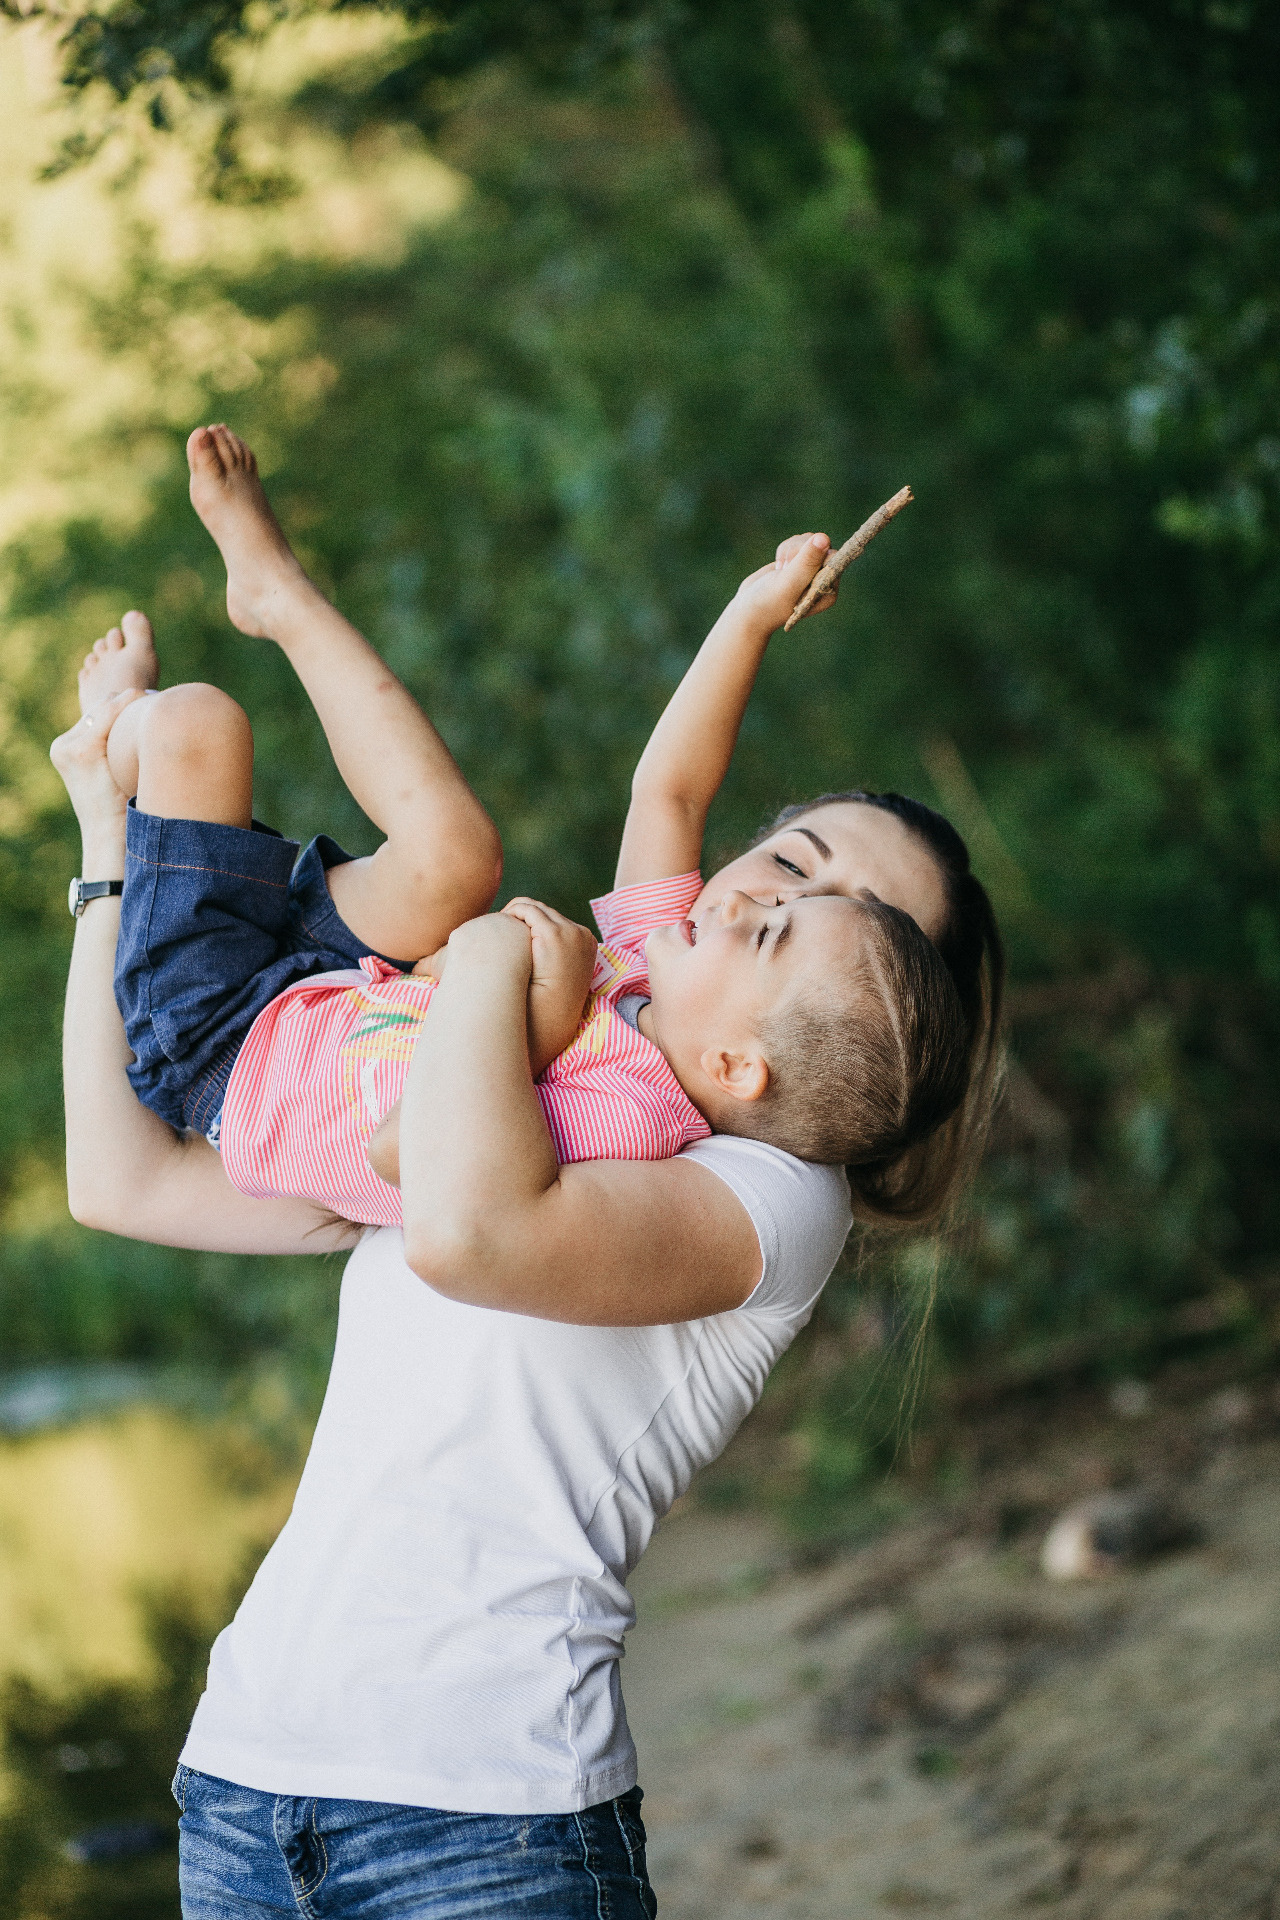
615, 533, 837, 888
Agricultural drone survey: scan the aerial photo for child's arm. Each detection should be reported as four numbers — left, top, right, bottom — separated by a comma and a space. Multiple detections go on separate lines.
615, 533, 836, 888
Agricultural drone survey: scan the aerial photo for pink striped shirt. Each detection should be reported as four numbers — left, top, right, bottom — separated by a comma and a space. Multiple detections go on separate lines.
219, 872, 711, 1227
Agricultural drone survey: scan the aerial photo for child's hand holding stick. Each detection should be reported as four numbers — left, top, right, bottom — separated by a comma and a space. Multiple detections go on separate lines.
783, 485, 913, 631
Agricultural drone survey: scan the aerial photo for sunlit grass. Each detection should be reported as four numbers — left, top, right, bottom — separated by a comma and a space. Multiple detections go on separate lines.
0, 11, 464, 555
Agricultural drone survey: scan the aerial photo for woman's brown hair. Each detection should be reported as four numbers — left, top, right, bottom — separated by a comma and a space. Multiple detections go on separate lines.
755, 790, 1005, 1227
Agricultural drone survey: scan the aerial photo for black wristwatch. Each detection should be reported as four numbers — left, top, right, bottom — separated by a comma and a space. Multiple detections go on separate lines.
69, 878, 123, 918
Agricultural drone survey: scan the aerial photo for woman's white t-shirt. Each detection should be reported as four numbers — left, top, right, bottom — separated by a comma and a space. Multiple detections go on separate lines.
181, 1137, 853, 1814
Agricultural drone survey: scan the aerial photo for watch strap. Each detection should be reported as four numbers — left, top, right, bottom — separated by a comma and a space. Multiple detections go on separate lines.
70, 878, 124, 918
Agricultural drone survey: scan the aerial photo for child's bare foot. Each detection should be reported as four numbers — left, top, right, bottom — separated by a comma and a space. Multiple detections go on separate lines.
187, 424, 313, 641
78, 610, 159, 716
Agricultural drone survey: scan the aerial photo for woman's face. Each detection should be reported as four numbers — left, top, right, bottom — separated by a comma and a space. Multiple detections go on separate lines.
693, 800, 949, 943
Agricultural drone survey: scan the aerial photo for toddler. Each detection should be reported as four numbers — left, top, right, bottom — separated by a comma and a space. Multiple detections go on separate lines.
75, 426, 987, 1228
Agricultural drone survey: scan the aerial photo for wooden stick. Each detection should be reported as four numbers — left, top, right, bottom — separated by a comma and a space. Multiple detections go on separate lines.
783, 485, 914, 631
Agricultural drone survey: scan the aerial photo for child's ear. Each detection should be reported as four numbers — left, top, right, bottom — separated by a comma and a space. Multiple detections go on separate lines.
699, 1045, 769, 1106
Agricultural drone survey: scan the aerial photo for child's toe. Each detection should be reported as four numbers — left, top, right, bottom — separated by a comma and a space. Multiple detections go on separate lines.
186, 425, 223, 474
122, 609, 153, 644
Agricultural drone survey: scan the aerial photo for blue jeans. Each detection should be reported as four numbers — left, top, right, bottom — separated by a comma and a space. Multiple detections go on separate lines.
172, 1766, 658, 1917
115, 807, 395, 1136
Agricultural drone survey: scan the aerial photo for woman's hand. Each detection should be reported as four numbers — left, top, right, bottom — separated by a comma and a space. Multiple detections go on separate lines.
445, 909, 533, 964
368, 901, 595, 1188
501, 898, 597, 1077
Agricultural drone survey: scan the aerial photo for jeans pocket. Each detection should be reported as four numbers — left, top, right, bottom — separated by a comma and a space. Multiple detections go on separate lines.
171, 1764, 189, 1813
612, 1787, 649, 1872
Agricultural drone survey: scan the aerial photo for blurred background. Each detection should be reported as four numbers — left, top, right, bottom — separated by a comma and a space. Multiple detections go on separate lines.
0, 3, 1277, 1914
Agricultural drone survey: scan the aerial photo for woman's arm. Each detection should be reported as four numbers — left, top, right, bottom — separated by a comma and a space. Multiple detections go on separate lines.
53, 698, 356, 1256
367, 894, 597, 1189
615, 533, 836, 888
398, 914, 762, 1324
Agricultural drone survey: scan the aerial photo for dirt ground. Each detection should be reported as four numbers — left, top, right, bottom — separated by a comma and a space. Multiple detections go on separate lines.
624, 1368, 1280, 1918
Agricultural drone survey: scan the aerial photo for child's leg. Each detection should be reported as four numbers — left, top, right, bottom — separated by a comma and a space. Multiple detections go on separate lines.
186, 425, 502, 961
106, 682, 255, 828
78, 607, 256, 828
78, 622, 315, 1141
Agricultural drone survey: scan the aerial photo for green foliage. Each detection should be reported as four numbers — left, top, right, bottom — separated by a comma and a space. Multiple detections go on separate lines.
2, 3, 1278, 1520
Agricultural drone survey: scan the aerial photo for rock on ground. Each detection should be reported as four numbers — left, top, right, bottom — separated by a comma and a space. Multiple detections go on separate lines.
624, 1423, 1280, 1917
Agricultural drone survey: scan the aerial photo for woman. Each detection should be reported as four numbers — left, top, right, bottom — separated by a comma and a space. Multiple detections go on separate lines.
53, 696, 996, 1918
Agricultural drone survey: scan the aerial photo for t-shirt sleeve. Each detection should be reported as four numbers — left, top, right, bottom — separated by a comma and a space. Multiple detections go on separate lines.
590, 872, 703, 953
677, 1135, 853, 1324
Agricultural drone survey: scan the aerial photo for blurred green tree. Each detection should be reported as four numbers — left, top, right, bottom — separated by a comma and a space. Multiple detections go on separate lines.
1, 0, 1277, 1528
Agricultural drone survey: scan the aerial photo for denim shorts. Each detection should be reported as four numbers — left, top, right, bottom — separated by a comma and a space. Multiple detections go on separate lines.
115, 805, 402, 1137
171, 1765, 657, 1918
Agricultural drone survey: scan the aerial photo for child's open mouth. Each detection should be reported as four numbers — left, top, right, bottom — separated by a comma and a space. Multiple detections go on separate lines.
676, 918, 696, 947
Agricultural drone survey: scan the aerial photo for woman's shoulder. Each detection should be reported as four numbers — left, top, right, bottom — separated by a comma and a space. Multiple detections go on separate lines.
678, 1136, 852, 1320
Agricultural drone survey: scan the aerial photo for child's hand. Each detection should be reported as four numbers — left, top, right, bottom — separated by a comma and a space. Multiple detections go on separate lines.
733, 532, 837, 633
501, 898, 598, 1077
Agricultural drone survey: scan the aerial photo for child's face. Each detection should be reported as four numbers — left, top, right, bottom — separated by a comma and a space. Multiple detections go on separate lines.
695, 801, 947, 943
644, 890, 867, 1112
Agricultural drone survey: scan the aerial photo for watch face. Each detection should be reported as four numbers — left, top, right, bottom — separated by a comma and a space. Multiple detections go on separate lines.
69, 878, 80, 917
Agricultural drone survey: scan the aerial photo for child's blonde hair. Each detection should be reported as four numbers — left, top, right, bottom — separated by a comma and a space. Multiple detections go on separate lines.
719, 893, 971, 1184
748, 791, 1005, 1227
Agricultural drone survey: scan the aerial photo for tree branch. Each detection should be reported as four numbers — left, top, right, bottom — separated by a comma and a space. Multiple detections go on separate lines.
784, 484, 913, 631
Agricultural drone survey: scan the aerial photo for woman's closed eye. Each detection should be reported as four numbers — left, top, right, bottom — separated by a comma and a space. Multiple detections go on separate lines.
773, 854, 806, 877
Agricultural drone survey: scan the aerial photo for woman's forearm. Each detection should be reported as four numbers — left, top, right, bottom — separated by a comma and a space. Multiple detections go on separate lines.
62, 814, 155, 1229
54, 705, 350, 1255
61, 827, 204, 1237
399, 920, 560, 1280
62, 874, 354, 1252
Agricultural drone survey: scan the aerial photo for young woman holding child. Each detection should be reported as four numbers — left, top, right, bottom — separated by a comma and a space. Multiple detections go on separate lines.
52, 425, 1001, 1915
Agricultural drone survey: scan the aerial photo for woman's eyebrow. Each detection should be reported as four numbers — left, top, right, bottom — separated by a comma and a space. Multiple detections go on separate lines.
794, 827, 832, 860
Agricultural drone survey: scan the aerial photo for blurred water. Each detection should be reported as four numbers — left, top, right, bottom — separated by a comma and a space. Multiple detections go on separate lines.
0, 1364, 234, 1437
0, 1365, 158, 1436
